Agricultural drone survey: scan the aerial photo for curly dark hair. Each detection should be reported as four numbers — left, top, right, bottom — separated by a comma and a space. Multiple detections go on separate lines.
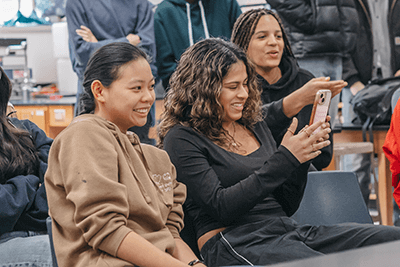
158, 38, 263, 148
231, 8, 294, 58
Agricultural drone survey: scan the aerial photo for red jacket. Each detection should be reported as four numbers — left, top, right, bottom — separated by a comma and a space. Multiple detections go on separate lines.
383, 103, 400, 205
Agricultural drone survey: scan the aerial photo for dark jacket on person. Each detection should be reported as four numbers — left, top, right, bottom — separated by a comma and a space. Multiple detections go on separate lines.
261, 56, 333, 170
154, 0, 242, 89
0, 119, 53, 235
66, 0, 157, 80
267, 0, 359, 59
342, 0, 400, 87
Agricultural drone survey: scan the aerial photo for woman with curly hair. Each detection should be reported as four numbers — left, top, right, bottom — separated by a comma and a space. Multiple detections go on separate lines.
231, 8, 347, 170
159, 38, 400, 266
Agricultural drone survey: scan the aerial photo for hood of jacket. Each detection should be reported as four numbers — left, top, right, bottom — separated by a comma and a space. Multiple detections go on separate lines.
260, 56, 300, 92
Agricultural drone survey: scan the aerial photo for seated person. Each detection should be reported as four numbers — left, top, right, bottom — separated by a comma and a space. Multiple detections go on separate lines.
231, 8, 347, 170
45, 42, 205, 267
383, 99, 400, 206
0, 67, 53, 266
159, 38, 400, 266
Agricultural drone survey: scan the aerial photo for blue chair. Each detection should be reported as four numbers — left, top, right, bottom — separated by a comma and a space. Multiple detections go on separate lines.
391, 87, 400, 112
291, 171, 373, 226
46, 217, 58, 267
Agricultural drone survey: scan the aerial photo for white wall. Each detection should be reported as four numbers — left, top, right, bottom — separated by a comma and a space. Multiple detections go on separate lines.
0, 25, 58, 84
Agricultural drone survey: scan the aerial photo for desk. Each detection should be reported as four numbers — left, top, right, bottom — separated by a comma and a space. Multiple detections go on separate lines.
330, 124, 392, 225
267, 239, 400, 267
11, 96, 75, 139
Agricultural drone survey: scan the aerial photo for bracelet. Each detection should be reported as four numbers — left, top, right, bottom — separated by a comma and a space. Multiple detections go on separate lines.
188, 259, 203, 266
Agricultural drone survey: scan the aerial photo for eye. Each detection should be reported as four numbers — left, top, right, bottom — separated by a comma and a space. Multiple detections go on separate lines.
131, 86, 141, 90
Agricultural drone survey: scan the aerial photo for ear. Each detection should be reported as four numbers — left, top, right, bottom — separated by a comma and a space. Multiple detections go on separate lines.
91, 80, 106, 103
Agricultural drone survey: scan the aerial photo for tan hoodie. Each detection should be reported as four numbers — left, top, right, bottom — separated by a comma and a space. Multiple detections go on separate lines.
45, 114, 186, 267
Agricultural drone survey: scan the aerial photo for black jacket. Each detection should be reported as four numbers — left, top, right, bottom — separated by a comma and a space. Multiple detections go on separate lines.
267, 0, 359, 58
261, 56, 333, 170
342, 0, 400, 87
0, 119, 53, 235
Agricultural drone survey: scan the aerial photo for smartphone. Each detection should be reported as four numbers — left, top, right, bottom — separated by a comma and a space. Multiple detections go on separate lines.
309, 90, 332, 134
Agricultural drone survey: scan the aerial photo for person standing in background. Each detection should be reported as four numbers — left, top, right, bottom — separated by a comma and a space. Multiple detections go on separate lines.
342, 0, 400, 205
265, 0, 359, 129
66, 0, 157, 145
154, 0, 242, 91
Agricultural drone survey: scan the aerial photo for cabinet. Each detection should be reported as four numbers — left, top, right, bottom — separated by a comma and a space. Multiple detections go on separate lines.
14, 104, 74, 139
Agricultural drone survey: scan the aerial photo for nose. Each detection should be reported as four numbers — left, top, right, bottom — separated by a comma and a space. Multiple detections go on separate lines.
142, 87, 155, 103
267, 35, 278, 46
237, 84, 249, 99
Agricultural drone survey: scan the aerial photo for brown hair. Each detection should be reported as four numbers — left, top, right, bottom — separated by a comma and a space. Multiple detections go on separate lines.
158, 38, 262, 148
231, 8, 294, 58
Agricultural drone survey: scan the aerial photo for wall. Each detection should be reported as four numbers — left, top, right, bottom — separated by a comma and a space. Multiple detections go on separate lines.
0, 25, 57, 84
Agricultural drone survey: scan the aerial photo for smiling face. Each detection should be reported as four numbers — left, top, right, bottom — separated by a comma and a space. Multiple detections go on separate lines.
219, 61, 249, 129
247, 14, 284, 76
95, 58, 155, 132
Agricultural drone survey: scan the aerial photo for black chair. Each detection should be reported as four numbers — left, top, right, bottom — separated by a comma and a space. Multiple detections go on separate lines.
46, 217, 59, 267
291, 171, 373, 226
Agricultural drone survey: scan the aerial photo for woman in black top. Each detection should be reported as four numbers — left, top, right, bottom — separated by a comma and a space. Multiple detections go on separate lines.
159, 38, 400, 266
231, 8, 347, 170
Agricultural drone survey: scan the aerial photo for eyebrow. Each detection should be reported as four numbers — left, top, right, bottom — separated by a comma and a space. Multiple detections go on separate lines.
254, 29, 282, 35
128, 77, 155, 84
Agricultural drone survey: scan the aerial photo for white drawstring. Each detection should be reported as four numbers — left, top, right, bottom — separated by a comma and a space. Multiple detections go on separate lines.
186, 0, 210, 46
186, 3, 194, 46
198, 0, 210, 39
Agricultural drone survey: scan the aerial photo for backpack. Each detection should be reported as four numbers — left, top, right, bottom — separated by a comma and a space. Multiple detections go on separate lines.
351, 76, 400, 126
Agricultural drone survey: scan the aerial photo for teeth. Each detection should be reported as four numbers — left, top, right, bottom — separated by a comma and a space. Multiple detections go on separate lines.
135, 109, 148, 113
233, 103, 243, 107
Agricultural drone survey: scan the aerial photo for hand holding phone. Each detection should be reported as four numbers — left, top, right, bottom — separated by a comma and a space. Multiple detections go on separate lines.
309, 90, 332, 134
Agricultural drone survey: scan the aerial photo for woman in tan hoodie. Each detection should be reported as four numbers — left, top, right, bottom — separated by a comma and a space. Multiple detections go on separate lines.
45, 42, 205, 267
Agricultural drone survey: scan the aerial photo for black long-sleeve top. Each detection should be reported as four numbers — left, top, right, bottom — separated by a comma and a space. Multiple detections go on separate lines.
164, 118, 310, 239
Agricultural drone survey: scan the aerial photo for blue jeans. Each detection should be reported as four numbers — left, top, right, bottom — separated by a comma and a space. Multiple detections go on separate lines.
0, 231, 52, 267
341, 87, 371, 204
297, 56, 342, 129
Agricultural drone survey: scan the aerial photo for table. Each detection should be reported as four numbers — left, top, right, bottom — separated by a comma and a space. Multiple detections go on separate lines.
329, 123, 392, 225
267, 239, 400, 267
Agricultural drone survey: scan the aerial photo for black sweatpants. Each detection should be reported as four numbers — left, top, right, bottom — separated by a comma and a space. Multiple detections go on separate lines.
201, 216, 400, 266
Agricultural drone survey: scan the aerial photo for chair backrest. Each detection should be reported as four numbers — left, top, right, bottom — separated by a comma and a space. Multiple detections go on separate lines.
290, 171, 373, 226
392, 87, 400, 112
46, 217, 59, 267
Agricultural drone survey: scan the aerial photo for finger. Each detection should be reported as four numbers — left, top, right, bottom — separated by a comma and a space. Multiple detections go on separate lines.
313, 140, 331, 151
306, 120, 325, 135
76, 30, 86, 36
80, 25, 90, 31
325, 115, 331, 123
286, 117, 298, 136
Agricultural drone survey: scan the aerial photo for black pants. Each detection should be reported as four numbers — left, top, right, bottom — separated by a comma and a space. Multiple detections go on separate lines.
201, 216, 400, 266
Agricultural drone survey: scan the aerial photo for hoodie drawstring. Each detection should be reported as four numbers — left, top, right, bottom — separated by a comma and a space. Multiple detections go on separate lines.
186, 0, 210, 46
